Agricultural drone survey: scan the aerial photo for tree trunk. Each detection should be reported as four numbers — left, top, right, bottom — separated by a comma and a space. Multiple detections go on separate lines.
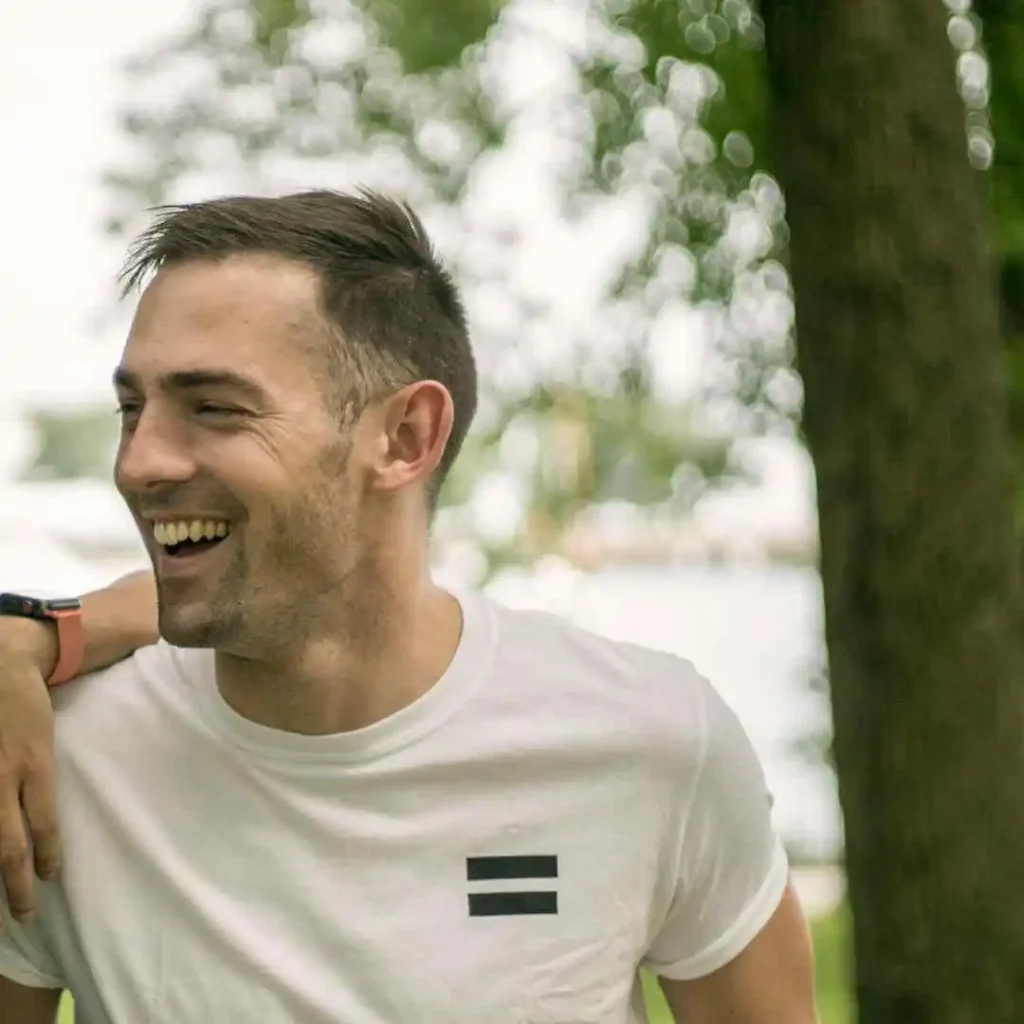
760, 2, 1024, 1021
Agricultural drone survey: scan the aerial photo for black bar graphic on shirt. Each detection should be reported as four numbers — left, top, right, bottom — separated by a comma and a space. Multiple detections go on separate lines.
468, 891, 558, 917
465, 855, 558, 881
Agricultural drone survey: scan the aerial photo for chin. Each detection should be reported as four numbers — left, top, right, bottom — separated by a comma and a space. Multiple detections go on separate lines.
158, 606, 231, 649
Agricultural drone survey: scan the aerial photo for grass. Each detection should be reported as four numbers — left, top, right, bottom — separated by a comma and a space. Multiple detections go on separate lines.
59, 906, 853, 1022
809, 905, 855, 1024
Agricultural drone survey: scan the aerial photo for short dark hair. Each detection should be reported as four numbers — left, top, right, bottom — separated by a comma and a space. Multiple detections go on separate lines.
120, 188, 477, 505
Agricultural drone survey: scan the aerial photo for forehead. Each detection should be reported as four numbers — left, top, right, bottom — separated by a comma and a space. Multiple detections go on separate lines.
119, 255, 325, 393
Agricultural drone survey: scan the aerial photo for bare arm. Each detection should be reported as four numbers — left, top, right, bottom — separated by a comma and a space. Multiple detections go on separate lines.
0, 977, 62, 1024
0, 570, 158, 923
660, 883, 818, 1024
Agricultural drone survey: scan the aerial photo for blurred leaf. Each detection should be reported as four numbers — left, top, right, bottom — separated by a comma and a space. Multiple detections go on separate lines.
252, 0, 314, 61
976, 0, 1024, 510
365, 0, 505, 74
101, 0, 780, 576
99, 0, 1024, 565
20, 410, 119, 482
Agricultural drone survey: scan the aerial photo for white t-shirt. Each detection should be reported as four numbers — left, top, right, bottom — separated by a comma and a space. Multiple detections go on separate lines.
0, 592, 788, 1024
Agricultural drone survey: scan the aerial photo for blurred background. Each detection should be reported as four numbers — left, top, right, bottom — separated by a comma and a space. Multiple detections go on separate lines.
5, 2, 1021, 1022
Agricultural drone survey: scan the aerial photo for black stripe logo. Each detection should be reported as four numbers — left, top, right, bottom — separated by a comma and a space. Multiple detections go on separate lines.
466, 855, 559, 917
466, 855, 557, 881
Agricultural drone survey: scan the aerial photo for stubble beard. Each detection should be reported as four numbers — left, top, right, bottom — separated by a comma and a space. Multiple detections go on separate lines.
155, 548, 248, 649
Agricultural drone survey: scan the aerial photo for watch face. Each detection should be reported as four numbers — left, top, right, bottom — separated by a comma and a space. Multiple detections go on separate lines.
0, 594, 80, 618
0, 593, 44, 618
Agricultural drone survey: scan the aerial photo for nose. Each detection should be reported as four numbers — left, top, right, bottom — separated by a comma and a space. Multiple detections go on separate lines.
114, 408, 198, 495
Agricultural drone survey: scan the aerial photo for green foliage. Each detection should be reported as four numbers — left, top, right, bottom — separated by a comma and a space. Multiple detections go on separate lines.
436, 378, 740, 576
567, 1, 793, 433
97, 0, 1024, 566
811, 905, 855, 1024
976, 0, 1024, 257
250, 0, 314, 61
100, 0, 795, 573
103, 0, 508, 238
19, 410, 118, 482
975, 0, 1024, 510
577, 1, 769, 261
366, 0, 505, 74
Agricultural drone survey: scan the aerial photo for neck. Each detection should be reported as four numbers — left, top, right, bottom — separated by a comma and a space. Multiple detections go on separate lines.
215, 559, 464, 736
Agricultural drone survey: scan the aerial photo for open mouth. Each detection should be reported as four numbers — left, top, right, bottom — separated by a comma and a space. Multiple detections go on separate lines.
153, 519, 231, 559
164, 537, 226, 558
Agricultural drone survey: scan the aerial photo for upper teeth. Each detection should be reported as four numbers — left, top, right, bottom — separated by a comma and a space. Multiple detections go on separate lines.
153, 520, 229, 546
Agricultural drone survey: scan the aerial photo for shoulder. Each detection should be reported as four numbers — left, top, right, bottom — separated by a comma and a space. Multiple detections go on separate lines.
486, 597, 718, 769
484, 597, 768, 853
49, 642, 213, 756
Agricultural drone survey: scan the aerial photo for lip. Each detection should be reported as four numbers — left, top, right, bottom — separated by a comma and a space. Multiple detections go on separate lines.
141, 514, 233, 524
153, 535, 231, 578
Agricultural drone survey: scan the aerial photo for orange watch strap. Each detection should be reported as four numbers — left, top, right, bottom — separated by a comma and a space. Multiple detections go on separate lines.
47, 607, 85, 687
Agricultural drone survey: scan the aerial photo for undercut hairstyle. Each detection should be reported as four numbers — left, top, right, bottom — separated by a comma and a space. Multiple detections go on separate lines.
120, 188, 477, 506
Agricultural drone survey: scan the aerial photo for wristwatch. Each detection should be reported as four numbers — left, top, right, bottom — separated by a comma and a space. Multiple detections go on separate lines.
0, 592, 85, 687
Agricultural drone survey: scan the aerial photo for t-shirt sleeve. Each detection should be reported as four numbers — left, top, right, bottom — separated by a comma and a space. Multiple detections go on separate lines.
641, 675, 790, 981
0, 888, 65, 989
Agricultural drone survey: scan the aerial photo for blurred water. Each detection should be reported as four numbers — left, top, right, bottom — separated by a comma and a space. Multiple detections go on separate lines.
486, 562, 842, 861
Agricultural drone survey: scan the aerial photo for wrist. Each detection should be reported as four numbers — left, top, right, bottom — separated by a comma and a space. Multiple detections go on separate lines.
3, 614, 59, 678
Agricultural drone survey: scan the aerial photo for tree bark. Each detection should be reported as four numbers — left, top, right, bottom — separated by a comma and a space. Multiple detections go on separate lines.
760, 2, 1024, 1021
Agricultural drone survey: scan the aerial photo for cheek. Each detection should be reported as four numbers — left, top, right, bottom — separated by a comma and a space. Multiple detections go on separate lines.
265, 475, 358, 560
207, 439, 290, 505
230, 430, 357, 538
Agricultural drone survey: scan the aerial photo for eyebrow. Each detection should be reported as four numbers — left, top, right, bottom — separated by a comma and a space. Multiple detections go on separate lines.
112, 367, 270, 405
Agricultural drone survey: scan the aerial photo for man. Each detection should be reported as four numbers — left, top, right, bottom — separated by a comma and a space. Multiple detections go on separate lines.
0, 189, 817, 1022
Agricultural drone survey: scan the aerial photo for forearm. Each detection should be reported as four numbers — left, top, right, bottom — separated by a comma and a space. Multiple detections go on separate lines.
12, 571, 159, 680
77, 570, 159, 674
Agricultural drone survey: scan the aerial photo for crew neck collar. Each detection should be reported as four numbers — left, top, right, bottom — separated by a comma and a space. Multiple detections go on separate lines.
169, 590, 494, 764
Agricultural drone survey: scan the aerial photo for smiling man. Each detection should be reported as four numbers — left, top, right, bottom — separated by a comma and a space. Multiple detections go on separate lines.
0, 190, 817, 1023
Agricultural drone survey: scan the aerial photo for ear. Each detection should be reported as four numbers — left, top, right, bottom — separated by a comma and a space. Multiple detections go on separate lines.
365, 380, 454, 496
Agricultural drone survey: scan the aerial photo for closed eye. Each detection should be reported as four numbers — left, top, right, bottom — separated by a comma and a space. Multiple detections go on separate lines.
195, 403, 246, 417
115, 401, 245, 423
